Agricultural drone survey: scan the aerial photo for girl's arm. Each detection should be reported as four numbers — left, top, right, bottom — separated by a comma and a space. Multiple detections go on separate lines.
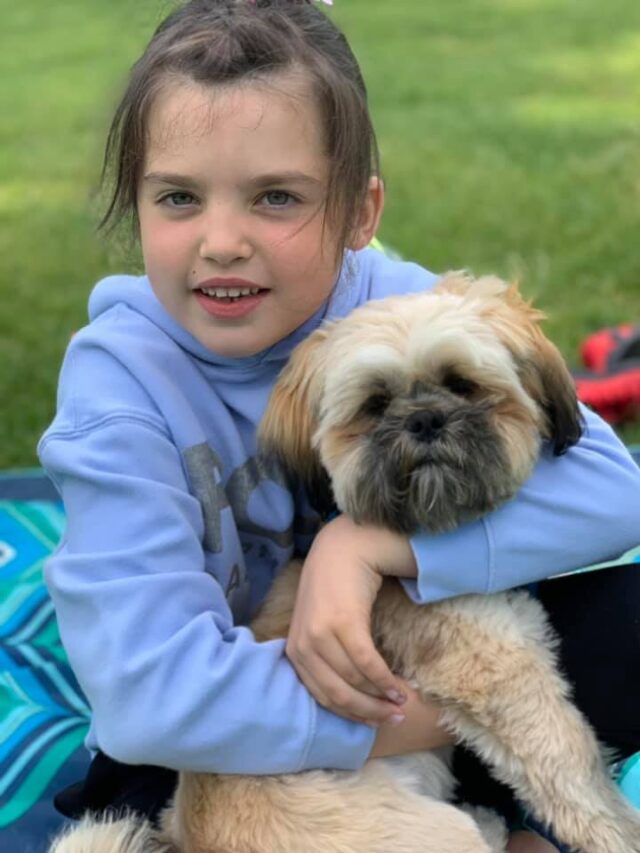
39, 417, 380, 775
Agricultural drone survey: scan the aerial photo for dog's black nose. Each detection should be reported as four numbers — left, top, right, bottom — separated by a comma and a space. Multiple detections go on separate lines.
405, 410, 446, 442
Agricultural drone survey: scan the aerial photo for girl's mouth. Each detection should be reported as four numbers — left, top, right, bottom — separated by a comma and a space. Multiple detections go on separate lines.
197, 285, 263, 302
194, 287, 269, 319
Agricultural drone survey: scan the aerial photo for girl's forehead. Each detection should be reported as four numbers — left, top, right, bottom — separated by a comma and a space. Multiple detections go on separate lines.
145, 74, 325, 160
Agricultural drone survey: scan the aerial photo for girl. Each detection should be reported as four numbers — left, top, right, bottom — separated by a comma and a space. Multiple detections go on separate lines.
40, 1, 640, 851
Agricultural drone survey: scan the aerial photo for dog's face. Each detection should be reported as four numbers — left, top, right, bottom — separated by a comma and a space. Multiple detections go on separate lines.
260, 273, 582, 534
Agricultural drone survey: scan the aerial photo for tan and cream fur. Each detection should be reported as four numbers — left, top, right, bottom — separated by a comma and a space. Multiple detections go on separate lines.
50, 274, 640, 853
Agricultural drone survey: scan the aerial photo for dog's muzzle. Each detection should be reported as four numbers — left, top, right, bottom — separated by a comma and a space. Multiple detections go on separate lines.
342, 400, 517, 533
404, 409, 448, 443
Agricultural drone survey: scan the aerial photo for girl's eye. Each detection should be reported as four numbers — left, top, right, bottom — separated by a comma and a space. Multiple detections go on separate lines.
160, 192, 196, 208
261, 190, 294, 208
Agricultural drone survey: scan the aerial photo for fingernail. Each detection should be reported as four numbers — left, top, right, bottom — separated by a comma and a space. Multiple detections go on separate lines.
386, 689, 406, 704
388, 713, 405, 726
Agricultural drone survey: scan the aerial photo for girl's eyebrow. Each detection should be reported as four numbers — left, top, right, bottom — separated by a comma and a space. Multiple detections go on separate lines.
143, 172, 201, 189
142, 171, 322, 189
247, 172, 323, 188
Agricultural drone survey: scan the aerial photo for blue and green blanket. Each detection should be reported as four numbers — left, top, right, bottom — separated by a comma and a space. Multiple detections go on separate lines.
1, 461, 639, 851
0, 478, 90, 851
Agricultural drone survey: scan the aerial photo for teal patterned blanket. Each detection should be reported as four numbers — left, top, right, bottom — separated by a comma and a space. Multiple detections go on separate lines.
0, 480, 90, 851
1, 459, 639, 851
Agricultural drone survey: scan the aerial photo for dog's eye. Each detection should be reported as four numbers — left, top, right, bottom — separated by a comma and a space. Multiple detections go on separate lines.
362, 393, 391, 417
443, 373, 478, 398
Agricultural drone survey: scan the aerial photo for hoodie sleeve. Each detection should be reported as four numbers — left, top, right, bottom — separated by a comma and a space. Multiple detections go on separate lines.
403, 406, 640, 603
38, 361, 375, 775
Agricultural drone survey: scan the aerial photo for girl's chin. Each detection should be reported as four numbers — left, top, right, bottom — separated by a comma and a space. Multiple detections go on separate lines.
193, 326, 272, 359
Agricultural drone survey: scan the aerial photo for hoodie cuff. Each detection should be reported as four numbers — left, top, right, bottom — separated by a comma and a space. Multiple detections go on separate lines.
300, 701, 376, 772
401, 519, 492, 604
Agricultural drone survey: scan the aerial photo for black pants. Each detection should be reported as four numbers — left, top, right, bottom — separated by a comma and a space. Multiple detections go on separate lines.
55, 753, 177, 825
56, 563, 640, 826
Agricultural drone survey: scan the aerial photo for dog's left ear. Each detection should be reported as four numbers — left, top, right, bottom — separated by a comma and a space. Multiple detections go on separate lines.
258, 326, 335, 515
519, 335, 584, 455
501, 287, 583, 455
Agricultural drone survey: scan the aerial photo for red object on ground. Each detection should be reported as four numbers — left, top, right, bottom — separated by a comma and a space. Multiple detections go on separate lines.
580, 324, 640, 372
574, 365, 640, 424
574, 324, 640, 424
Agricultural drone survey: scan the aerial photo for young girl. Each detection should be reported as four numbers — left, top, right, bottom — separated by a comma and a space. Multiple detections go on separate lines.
40, 1, 640, 851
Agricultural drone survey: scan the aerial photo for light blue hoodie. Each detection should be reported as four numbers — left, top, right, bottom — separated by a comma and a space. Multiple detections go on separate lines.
38, 248, 640, 775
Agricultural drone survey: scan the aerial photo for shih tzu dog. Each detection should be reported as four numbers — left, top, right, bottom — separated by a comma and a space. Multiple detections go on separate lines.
51, 274, 640, 853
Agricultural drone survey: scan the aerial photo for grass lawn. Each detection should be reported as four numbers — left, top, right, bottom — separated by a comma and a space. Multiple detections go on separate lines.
2, 0, 640, 468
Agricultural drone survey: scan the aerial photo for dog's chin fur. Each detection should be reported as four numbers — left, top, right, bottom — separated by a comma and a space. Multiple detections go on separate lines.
261, 272, 581, 529
331, 400, 524, 533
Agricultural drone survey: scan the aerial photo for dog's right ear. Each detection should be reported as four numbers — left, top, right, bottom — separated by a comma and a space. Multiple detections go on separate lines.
258, 326, 334, 514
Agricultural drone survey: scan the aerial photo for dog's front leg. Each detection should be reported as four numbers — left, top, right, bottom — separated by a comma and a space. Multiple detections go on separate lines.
372, 580, 640, 853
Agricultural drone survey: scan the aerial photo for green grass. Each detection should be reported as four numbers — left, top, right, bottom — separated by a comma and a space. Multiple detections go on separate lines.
2, 0, 640, 467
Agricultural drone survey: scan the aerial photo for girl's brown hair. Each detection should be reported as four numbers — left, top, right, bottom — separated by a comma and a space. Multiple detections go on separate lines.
101, 0, 380, 253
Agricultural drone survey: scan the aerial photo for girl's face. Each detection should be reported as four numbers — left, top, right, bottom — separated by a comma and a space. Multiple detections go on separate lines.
137, 74, 381, 358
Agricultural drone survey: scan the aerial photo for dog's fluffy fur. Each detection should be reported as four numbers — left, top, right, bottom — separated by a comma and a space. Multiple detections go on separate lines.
51, 274, 640, 852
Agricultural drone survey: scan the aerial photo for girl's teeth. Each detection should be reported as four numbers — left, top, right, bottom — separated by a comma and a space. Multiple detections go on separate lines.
201, 286, 261, 298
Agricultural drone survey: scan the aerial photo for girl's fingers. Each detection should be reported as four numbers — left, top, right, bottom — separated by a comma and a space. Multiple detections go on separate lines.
292, 652, 402, 725
287, 619, 406, 706
312, 635, 389, 699
335, 623, 406, 705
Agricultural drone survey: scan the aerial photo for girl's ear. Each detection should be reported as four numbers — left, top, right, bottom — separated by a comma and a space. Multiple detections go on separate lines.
348, 175, 385, 251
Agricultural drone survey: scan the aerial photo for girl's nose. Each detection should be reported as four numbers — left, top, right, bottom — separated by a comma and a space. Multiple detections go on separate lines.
198, 207, 253, 266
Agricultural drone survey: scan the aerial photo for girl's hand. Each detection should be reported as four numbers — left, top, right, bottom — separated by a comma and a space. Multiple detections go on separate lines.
369, 681, 453, 757
286, 514, 418, 725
